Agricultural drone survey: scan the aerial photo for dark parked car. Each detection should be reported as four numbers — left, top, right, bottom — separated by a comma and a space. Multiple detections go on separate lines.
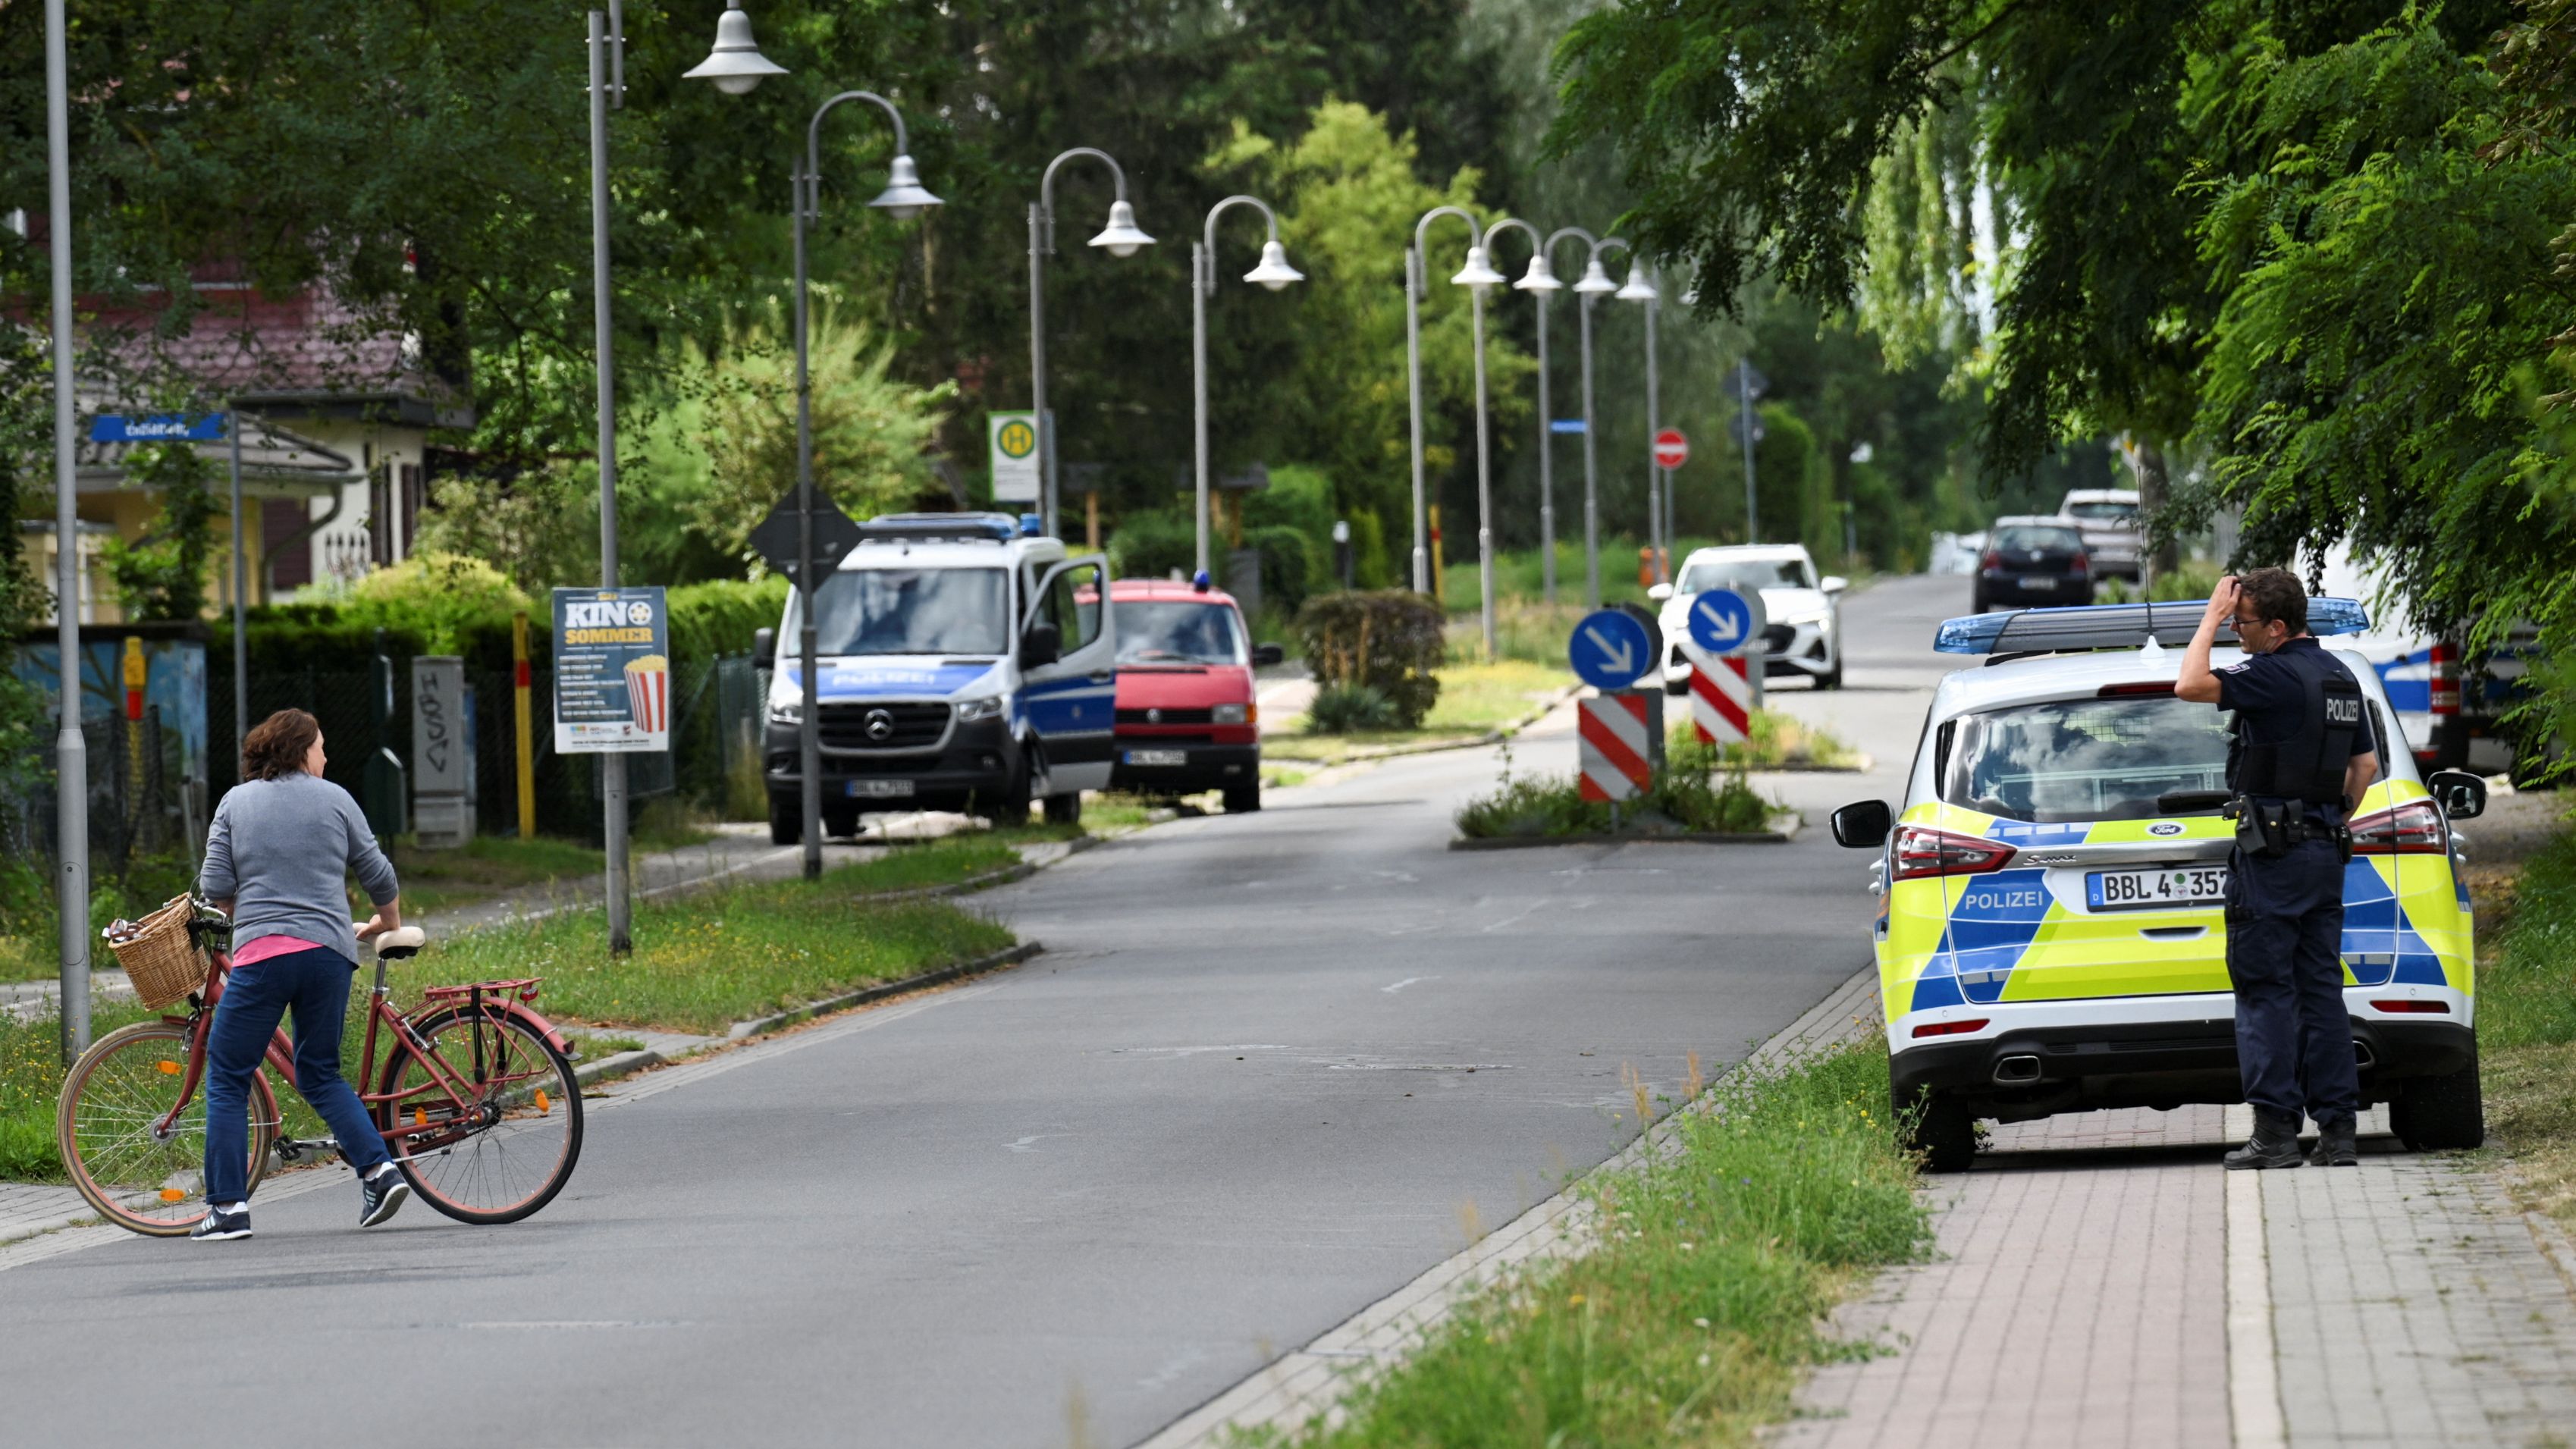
1972, 516, 2091, 612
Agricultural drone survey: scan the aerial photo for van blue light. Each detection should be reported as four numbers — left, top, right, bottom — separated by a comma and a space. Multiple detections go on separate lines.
1934, 597, 2370, 654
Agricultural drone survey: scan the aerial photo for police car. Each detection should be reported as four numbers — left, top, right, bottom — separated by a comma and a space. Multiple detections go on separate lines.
755, 513, 1115, 841
1830, 600, 2493, 1169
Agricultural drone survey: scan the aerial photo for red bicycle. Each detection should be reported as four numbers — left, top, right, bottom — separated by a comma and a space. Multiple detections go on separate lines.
56, 900, 585, 1236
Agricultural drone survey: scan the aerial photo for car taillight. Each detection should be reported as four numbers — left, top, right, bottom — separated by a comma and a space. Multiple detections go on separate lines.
2069, 552, 2089, 574
2350, 799, 2447, 855
2429, 641, 2460, 716
1912, 1018, 1991, 1039
1891, 824, 2016, 880
1979, 550, 2000, 572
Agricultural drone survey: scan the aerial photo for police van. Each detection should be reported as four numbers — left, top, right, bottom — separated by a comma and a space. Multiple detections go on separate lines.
1830, 600, 2493, 1169
755, 513, 1115, 842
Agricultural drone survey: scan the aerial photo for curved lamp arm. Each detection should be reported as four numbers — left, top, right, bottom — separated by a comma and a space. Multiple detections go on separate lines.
1411, 204, 1484, 300
1036, 146, 1131, 251
1200, 194, 1283, 295
1546, 224, 1599, 268
1483, 216, 1542, 261
1591, 236, 1632, 266
806, 89, 908, 196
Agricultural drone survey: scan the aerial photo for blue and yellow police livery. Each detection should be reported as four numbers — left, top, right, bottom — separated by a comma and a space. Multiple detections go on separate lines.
1831, 601, 2488, 1169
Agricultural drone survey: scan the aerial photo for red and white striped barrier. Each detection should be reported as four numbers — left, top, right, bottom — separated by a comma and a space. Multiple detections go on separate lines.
1682, 645, 1752, 745
1578, 693, 1655, 801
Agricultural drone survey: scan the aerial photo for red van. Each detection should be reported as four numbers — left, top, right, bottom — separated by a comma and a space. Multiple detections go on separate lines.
1109, 579, 1284, 812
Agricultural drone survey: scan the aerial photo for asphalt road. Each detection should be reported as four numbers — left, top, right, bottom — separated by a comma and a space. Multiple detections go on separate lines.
0, 575, 1969, 1449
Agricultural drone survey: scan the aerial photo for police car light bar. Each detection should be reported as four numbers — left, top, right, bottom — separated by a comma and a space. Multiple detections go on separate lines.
858, 512, 1021, 544
1932, 597, 2370, 654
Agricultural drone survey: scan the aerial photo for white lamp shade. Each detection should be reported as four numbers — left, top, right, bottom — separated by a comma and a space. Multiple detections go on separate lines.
867, 154, 943, 221
1451, 245, 1506, 292
1573, 258, 1617, 295
1615, 265, 1659, 303
1244, 240, 1304, 290
1088, 199, 1155, 258
683, 5, 789, 95
1514, 255, 1562, 293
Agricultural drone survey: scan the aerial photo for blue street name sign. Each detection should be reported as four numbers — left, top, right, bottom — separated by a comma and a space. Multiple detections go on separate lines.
89, 412, 227, 444
1568, 608, 1655, 691
1686, 587, 1757, 657
1548, 419, 1588, 434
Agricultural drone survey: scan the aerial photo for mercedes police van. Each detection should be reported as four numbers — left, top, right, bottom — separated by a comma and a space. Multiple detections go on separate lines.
1830, 600, 2492, 1169
756, 513, 1115, 842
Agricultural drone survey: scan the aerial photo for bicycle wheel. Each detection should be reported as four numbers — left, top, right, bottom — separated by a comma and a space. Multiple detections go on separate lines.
57, 1020, 278, 1237
375, 1005, 582, 1225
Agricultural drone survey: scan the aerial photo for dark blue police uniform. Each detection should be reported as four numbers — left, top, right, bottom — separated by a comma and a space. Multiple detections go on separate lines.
2217, 636, 2375, 1131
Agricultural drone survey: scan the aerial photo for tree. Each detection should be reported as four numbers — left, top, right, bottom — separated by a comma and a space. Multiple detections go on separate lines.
101, 442, 218, 621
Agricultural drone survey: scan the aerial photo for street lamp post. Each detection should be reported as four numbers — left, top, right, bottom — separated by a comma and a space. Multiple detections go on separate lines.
1404, 209, 1514, 659
42, 0, 88, 1061
783, 92, 938, 878
1615, 262, 1663, 585
1191, 197, 1301, 580
1028, 149, 1152, 539
1483, 220, 1568, 610
1570, 238, 1630, 607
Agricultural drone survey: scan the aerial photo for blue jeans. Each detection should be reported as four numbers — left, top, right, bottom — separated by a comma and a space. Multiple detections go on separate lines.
202, 946, 389, 1203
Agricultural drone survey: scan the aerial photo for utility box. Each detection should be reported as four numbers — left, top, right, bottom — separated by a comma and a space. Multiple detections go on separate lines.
411, 657, 477, 848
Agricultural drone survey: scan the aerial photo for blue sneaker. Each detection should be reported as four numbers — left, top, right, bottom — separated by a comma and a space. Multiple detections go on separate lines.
359, 1165, 410, 1228
191, 1203, 252, 1240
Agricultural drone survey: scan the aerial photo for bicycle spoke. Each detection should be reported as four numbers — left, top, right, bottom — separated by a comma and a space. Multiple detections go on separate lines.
378, 1010, 580, 1223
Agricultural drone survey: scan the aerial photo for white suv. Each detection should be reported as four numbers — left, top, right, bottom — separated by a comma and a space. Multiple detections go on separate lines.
1652, 543, 1847, 691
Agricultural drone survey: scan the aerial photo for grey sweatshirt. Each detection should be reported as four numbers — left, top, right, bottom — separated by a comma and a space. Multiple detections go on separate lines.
198, 772, 400, 965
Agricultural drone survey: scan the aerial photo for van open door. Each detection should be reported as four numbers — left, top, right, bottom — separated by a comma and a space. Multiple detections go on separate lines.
1022, 556, 1117, 796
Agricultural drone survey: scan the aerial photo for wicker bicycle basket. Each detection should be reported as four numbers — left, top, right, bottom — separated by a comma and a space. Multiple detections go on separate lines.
108, 895, 209, 1010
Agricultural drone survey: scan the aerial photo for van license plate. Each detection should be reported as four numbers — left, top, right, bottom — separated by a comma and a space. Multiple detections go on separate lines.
847, 779, 915, 799
2086, 866, 2227, 911
1125, 749, 1188, 767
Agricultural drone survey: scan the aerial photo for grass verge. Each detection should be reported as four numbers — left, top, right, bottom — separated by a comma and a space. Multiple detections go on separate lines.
1255, 1046, 1929, 1446
1457, 740, 1780, 839
379, 833, 604, 916
838, 834, 1026, 894
1269, 660, 1570, 764
2475, 821, 2576, 1229
1670, 710, 1859, 772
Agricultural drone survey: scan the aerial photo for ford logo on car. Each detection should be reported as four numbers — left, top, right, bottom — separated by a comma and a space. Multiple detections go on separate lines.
2148, 821, 2184, 836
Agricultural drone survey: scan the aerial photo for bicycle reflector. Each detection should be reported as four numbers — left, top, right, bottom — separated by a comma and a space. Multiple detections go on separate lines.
1891, 824, 2016, 880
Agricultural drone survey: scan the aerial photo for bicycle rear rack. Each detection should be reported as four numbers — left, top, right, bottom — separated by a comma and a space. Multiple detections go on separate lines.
420, 977, 543, 1004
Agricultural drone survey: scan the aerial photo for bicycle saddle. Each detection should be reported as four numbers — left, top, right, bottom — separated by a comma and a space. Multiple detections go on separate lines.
373, 927, 428, 959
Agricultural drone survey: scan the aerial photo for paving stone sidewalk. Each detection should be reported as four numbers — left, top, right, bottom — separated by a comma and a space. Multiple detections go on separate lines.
1774, 1106, 2576, 1448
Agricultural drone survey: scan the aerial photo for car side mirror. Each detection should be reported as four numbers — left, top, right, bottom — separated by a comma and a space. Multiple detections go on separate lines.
1021, 621, 1062, 667
1646, 582, 1674, 602
1820, 575, 1848, 594
2426, 769, 2487, 820
1253, 642, 1286, 666
752, 628, 776, 669
1831, 799, 1893, 848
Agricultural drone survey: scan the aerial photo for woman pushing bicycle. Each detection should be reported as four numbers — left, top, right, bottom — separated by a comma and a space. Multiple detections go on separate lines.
190, 707, 412, 1240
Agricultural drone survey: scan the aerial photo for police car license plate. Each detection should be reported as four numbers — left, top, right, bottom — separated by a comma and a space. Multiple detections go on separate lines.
2086, 866, 2227, 911
847, 779, 915, 799
1125, 749, 1188, 767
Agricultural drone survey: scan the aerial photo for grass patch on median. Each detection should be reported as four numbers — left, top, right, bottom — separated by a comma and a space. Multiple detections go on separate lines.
1254, 1046, 1930, 1447
2474, 823, 2576, 1230
1671, 710, 1860, 773
838, 834, 1025, 895
1268, 660, 1570, 764
1457, 739, 1779, 839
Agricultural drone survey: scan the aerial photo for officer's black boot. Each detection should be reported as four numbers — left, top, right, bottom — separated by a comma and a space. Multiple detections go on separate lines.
2224, 1108, 2305, 1170
2308, 1116, 2360, 1167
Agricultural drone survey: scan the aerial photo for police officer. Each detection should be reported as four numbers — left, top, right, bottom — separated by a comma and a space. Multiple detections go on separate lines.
2178, 568, 2378, 1169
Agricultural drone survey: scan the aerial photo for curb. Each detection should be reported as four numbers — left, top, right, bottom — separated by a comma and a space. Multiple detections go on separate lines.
723, 942, 1045, 1042
1267, 684, 1583, 767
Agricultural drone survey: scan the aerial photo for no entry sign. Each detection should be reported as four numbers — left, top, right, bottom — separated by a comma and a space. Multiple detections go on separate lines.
1653, 428, 1689, 470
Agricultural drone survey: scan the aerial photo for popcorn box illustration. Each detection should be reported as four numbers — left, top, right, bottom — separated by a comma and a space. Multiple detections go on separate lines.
624, 653, 670, 736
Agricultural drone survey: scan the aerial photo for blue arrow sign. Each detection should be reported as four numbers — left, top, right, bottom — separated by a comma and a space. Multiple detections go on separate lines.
1548, 419, 1588, 434
89, 412, 227, 444
1569, 608, 1655, 691
1686, 587, 1757, 656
